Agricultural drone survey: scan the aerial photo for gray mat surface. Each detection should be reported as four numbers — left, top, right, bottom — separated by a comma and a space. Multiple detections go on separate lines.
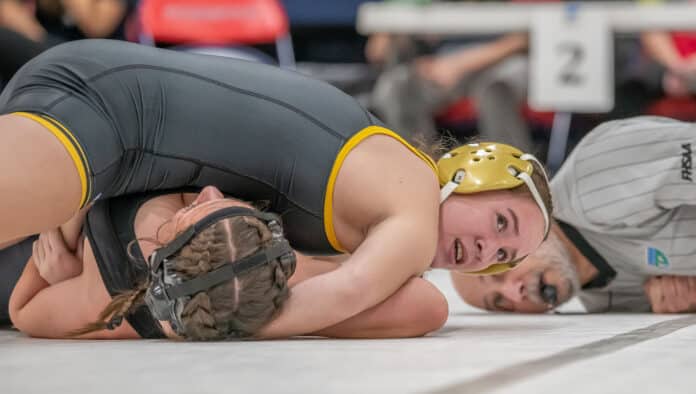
1, 271, 692, 394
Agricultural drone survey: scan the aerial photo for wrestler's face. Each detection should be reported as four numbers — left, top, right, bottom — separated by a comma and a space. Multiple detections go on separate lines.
451, 227, 580, 312
162, 186, 253, 241
432, 190, 545, 272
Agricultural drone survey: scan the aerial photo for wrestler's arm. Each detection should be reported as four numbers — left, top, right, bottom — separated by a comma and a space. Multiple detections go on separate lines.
58, 206, 89, 252
9, 241, 135, 339
258, 131, 443, 338
9, 208, 131, 338
313, 277, 448, 339
6, 205, 88, 313
9, 256, 83, 337
292, 253, 448, 338
258, 214, 438, 339
27, 206, 90, 285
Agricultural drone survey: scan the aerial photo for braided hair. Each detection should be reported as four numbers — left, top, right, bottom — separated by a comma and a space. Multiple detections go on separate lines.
71, 216, 294, 340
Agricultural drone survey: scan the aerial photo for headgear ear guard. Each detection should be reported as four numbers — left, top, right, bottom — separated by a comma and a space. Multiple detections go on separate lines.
437, 142, 550, 275
139, 206, 295, 338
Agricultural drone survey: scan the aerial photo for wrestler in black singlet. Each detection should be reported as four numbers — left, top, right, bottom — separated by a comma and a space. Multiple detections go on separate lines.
0, 39, 435, 255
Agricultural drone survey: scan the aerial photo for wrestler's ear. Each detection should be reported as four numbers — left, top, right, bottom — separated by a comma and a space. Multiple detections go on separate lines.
194, 185, 224, 204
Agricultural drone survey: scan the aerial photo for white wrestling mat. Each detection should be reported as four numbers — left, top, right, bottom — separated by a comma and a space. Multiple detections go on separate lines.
1, 270, 693, 394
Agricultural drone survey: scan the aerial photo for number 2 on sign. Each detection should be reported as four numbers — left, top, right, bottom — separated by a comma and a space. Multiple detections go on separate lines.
557, 42, 584, 86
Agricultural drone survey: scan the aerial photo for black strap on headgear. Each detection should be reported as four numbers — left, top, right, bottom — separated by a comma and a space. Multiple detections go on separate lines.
149, 206, 282, 273
144, 206, 295, 336
166, 239, 291, 299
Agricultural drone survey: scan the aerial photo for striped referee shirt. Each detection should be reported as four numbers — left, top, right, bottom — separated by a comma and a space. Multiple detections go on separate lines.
552, 116, 696, 312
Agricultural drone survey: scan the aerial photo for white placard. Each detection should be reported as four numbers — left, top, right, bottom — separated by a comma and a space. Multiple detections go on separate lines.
529, 8, 614, 113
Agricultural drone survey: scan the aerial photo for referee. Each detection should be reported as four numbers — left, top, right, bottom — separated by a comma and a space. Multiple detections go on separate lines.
453, 116, 696, 313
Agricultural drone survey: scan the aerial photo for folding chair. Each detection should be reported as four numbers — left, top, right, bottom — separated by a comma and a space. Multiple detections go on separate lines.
136, 0, 295, 68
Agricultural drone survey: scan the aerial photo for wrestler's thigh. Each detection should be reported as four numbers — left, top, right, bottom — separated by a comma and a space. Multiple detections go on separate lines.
0, 114, 82, 242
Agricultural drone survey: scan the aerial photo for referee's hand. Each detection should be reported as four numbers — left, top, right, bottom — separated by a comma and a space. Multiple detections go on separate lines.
644, 276, 696, 313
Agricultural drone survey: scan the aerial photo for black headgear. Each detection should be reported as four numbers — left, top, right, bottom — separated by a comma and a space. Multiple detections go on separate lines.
141, 206, 295, 337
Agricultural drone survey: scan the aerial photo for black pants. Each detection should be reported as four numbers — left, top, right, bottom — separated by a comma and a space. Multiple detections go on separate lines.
0, 236, 37, 326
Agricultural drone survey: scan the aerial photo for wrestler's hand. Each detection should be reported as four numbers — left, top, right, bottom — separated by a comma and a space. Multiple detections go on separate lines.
644, 276, 696, 313
32, 229, 83, 285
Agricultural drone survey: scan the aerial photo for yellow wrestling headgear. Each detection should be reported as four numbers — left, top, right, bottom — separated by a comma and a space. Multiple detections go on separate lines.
437, 142, 550, 275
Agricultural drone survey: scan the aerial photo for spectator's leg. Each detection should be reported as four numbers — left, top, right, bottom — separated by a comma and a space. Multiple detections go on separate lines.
370, 64, 448, 142
471, 55, 534, 153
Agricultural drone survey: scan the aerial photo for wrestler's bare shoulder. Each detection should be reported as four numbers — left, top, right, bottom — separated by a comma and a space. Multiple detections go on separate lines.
331, 134, 440, 253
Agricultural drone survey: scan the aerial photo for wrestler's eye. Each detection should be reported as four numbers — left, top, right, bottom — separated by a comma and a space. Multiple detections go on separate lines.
496, 213, 507, 232
493, 294, 504, 310
493, 293, 513, 312
496, 248, 508, 262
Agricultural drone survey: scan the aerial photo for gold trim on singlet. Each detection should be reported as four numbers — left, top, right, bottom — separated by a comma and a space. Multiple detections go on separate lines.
13, 112, 91, 208
323, 126, 437, 252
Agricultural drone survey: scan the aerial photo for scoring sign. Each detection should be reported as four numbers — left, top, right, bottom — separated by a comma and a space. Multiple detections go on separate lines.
529, 7, 614, 113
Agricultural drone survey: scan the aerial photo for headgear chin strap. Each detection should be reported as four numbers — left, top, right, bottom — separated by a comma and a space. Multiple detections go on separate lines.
141, 206, 295, 337
437, 142, 550, 275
